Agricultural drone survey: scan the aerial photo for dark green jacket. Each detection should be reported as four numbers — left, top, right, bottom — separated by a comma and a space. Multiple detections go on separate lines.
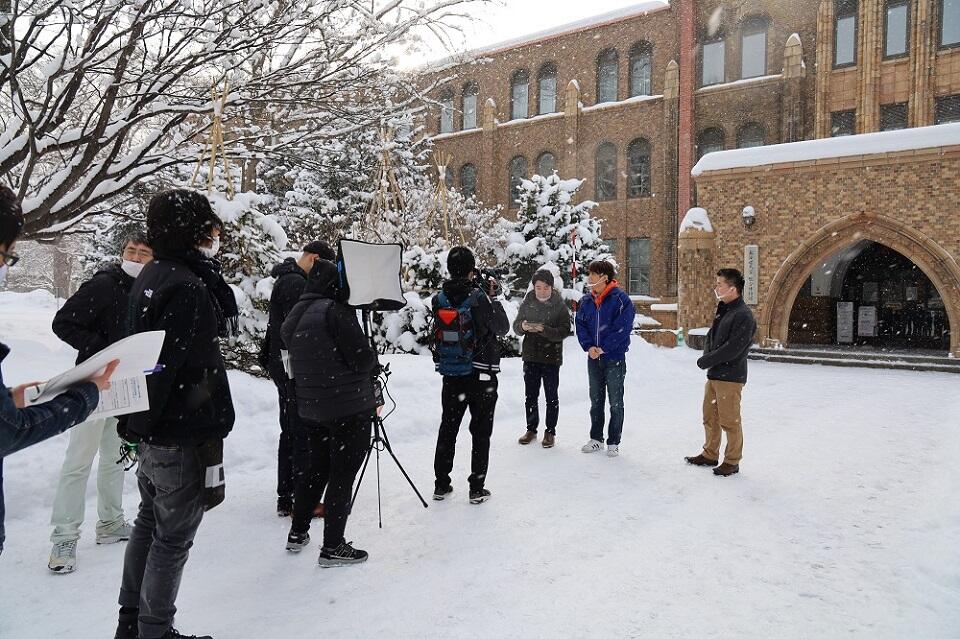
513, 290, 572, 366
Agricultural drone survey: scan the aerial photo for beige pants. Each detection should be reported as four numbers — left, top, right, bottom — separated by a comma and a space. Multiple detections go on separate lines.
701, 380, 744, 465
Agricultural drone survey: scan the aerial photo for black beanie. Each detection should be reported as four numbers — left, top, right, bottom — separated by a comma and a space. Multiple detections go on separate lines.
302, 240, 335, 261
447, 246, 476, 279
532, 270, 556, 288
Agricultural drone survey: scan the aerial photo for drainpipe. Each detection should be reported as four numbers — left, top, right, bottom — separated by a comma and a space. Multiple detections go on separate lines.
678, 0, 696, 216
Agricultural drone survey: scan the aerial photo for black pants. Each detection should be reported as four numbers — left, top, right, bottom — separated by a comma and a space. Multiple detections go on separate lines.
434, 372, 498, 493
523, 362, 560, 434
291, 412, 372, 548
274, 375, 307, 504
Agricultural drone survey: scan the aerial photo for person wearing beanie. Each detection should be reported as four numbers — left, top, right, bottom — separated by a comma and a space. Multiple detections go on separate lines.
113, 188, 234, 639
261, 240, 336, 517
513, 270, 571, 449
431, 246, 509, 504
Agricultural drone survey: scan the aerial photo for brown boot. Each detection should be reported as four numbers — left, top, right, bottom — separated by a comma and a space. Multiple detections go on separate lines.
684, 454, 719, 467
542, 432, 556, 448
713, 463, 740, 477
518, 430, 538, 445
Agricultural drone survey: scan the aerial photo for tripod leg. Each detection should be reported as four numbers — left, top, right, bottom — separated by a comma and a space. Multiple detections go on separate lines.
376, 446, 383, 529
378, 421, 429, 509
351, 445, 375, 510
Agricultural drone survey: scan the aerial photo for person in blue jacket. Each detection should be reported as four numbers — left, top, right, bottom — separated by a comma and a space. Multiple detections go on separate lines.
575, 259, 636, 457
0, 185, 117, 555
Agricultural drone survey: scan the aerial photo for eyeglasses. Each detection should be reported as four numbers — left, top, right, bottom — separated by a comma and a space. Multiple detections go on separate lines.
0, 250, 20, 267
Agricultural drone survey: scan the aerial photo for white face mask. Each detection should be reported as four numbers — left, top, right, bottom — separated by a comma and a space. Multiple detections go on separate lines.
121, 260, 144, 278
0, 263, 7, 284
535, 291, 552, 302
715, 289, 724, 301
199, 236, 220, 259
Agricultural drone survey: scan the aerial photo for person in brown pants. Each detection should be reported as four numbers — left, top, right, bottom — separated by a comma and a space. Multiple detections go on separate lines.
685, 268, 756, 477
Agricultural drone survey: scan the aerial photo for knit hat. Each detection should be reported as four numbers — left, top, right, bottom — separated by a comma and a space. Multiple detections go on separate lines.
531, 270, 556, 288
302, 240, 336, 261
447, 246, 476, 279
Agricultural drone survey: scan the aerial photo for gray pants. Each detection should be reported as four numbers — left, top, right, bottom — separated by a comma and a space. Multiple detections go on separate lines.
118, 443, 205, 639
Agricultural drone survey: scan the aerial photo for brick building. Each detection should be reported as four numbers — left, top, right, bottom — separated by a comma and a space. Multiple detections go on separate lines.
419, 0, 960, 357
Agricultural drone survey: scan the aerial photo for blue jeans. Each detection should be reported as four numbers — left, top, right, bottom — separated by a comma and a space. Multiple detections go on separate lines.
588, 357, 626, 446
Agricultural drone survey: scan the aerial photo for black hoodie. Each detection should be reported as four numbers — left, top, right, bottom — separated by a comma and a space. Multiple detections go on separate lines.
264, 258, 307, 380
281, 260, 378, 422
432, 278, 510, 375
52, 263, 134, 364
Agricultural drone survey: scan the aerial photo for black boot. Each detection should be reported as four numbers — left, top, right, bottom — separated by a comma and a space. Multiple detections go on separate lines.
114, 607, 138, 639
161, 629, 212, 639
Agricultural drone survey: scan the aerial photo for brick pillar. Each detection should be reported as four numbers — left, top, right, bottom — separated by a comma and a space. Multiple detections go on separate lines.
814, 0, 833, 139
480, 97, 497, 206
678, 220, 717, 348
677, 0, 695, 217
562, 80, 581, 179
781, 33, 807, 143
909, 0, 935, 126
857, 0, 881, 133
663, 61, 681, 296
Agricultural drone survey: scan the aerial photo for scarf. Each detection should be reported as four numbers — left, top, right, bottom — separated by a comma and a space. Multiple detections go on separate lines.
182, 252, 240, 341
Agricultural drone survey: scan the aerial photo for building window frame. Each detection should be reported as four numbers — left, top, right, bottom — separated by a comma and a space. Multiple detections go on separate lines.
879, 103, 909, 130
834, 0, 859, 69
460, 163, 478, 199
627, 237, 651, 296
461, 83, 479, 130
508, 155, 528, 209
884, 0, 911, 59
740, 16, 769, 79
510, 69, 530, 121
935, 94, 960, 123
940, 0, 960, 49
628, 41, 653, 97
696, 127, 726, 160
595, 141, 618, 202
831, 109, 857, 136
626, 138, 652, 198
596, 49, 620, 103
536, 151, 557, 177
439, 89, 454, 134
537, 63, 558, 115
737, 122, 766, 148
700, 38, 726, 87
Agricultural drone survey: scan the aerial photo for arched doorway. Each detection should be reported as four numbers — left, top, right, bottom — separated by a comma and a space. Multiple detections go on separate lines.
760, 213, 960, 356
788, 241, 951, 351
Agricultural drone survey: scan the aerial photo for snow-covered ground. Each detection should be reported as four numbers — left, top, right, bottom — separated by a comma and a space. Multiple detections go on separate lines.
1, 290, 958, 638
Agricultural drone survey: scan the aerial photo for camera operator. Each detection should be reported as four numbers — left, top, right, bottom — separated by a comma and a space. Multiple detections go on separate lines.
431, 246, 509, 504
280, 257, 378, 566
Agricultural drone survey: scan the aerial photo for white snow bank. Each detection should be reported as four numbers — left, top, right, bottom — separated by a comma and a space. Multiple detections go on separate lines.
680, 207, 714, 233
651, 303, 678, 312
692, 123, 960, 176
688, 326, 711, 336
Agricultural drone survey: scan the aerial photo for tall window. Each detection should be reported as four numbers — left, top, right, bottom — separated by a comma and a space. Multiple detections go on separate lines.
737, 122, 765, 148
462, 83, 479, 130
835, 0, 858, 68
605, 238, 619, 261
696, 128, 725, 159
936, 95, 960, 123
511, 69, 529, 120
595, 142, 618, 201
942, 0, 960, 47
741, 17, 768, 78
831, 109, 856, 136
508, 156, 527, 208
597, 49, 619, 103
627, 238, 651, 296
537, 152, 556, 177
439, 90, 454, 134
880, 103, 908, 130
701, 39, 725, 86
444, 166, 454, 189
629, 42, 652, 97
460, 164, 478, 199
627, 138, 651, 198
884, 0, 910, 58
538, 63, 558, 115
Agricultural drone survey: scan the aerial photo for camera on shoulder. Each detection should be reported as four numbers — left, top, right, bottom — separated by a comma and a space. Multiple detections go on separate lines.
473, 268, 504, 297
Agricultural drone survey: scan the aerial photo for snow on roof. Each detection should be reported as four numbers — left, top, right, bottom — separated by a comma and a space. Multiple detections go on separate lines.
680, 207, 714, 233
692, 123, 960, 177
424, 2, 671, 70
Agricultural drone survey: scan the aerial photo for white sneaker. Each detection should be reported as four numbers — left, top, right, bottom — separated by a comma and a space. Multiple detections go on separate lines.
48, 539, 78, 574
96, 521, 134, 545
581, 439, 603, 453
607, 445, 620, 457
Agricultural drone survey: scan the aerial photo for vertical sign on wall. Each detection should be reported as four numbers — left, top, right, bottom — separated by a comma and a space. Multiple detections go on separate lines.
837, 301, 854, 344
744, 245, 759, 305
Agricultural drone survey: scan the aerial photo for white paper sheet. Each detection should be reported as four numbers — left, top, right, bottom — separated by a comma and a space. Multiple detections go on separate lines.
87, 374, 150, 419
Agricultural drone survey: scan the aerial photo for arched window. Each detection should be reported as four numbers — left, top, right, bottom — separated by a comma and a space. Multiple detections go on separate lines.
508, 155, 527, 208
460, 164, 478, 199
737, 123, 765, 148
439, 89, 454, 134
629, 42, 653, 97
740, 16, 768, 78
697, 128, 726, 159
595, 142, 618, 201
596, 49, 619, 103
462, 82, 479, 130
537, 63, 558, 115
511, 69, 530, 120
627, 138, 651, 198
444, 166, 454, 189
537, 151, 557, 177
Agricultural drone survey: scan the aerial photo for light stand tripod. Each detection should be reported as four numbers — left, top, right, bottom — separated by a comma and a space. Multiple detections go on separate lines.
351, 310, 428, 528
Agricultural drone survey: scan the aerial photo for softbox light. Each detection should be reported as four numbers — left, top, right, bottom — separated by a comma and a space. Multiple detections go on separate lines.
336, 239, 407, 311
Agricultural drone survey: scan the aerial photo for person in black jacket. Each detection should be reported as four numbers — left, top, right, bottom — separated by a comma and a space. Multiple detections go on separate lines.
47, 232, 153, 574
263, 240, 335, 517
280, 258, 377, 566
513, 270, 571, 449
0, 185, 117, 557
113, 190, 235, 639
685, 268, 757, 478
431, 246, 509, 504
